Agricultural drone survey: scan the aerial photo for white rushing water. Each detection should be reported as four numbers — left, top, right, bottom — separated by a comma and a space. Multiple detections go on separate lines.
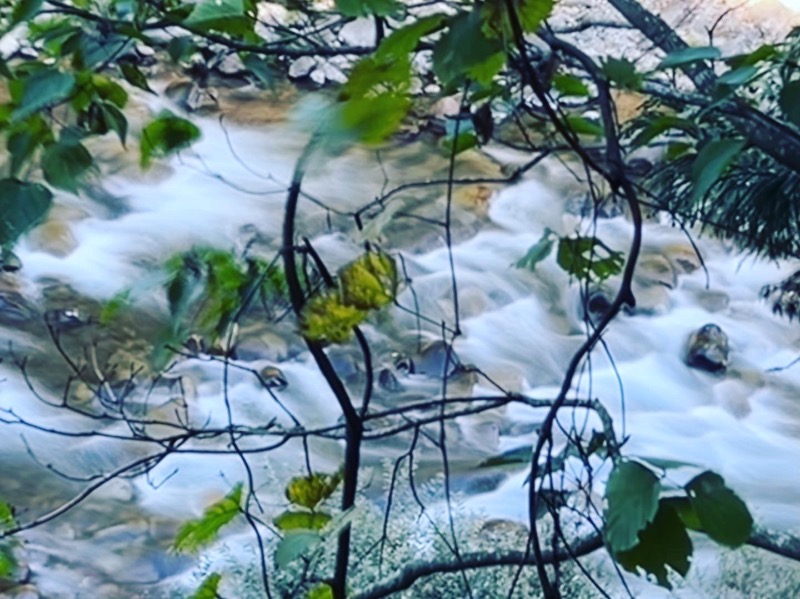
1, 104, 799, 596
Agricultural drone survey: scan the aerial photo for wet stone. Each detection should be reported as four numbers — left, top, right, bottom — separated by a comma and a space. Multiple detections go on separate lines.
378, 368, 402, 392
259, 366, 288, 390
44, 308, 87, 332
686, 323, 729, 373
0, 290, 37, 325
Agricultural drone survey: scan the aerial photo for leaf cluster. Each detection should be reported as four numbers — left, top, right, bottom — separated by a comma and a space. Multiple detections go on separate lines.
516, 231, 623, 282
604, 461, 753, 589
163, 247, 288, 344
173, 484, 243, 554
300, 251, 398, 344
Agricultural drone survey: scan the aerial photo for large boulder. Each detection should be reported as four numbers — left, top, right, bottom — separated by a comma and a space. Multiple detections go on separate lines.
686, 323, 729, 373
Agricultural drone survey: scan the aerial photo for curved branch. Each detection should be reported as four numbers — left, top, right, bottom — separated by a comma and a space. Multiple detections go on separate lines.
352, 535, 605, 599
352, 526, 800, 599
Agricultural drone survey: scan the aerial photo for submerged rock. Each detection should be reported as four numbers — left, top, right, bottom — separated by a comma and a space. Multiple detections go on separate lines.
0, 290, 37, 325
686, 323, 729, 373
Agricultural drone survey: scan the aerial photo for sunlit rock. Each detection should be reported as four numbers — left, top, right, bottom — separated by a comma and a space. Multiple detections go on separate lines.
288, 56, 317, 79
27, 220, 78, 258
664, 243, 702, 274
635, 253, 677, 289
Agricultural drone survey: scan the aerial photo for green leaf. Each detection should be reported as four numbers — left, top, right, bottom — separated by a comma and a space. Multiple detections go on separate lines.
119, 62, 155, 94
11, 69, 76, 122
479, 444, 532, 468
91, 73, 129, 108
337, 92, 411, 145
565, 115, 604, 137
167, 37, 196, 63
636, 456, 700, 471
11, 0, 44, 26
336, 0, 401, 18
779, 80, 800, 127
658, 46, 721, 69
100, 290, 131, 326
433, 11, 505, 89
185, 0, 244, 24
189, 573, 222, 599
666, 141, 693, 160
480, 0, 555, 37
0, 57, 12, 79
376, 15, 445, 60
100, 102, 128, 146
307, 583, 334, 599
716, 65, 758, 88
0, 544, 16, 579
661, 496, 703, 532
242, 54, 275, 87
515, 229, 555, 271
630, 114, 696, 148
173, 484, 242, 554
275, 531, 321, 568
273, 510, 332, 531
690, 138, 746, 202
604, 460, 661, 554
601, 57, 642, 90
441, 131, 478, 154
285, 472, 342, 510
41, 140, 93, 193
552, 73, 590, 97
0, 502, 15, 530
557, 236, 624, 282
140, 111, 201, 168
0, 179, 53, 246
686, 471, 753, 547
725, 44, 778, 69
615, 500, 693, 589
6, 114, 53, 176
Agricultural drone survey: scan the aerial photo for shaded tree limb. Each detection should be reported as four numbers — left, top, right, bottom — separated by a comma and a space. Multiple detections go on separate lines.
282, 142, 363, 599
351, 526, 800, 599
606, 0, 800, 173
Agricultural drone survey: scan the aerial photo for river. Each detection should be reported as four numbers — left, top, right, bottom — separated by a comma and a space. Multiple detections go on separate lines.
2, 2, 800, 598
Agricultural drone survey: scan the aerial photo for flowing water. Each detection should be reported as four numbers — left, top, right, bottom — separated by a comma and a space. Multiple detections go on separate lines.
3, 4, 800, 597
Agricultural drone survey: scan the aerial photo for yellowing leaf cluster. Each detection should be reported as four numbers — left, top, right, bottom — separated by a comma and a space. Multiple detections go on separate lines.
300, 251, 398, 344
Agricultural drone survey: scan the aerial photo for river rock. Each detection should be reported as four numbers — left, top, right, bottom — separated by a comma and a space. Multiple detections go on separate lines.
3, 584, 38, 599
761, 269, 800, 320
0, 290, 37, 325
636, 253, 677, 288
628, 281, 671, 315
686, 323, 729, 373
288, 56, 317, 79
1, 248, 22, 272
26, 220, 78, 257
259, 365, 288, 390
664, 243, 702, 274
164, 79, 218, 113
694, 288, 730, 312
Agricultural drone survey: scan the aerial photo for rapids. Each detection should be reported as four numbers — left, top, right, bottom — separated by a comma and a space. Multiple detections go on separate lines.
3, 2, 800, 596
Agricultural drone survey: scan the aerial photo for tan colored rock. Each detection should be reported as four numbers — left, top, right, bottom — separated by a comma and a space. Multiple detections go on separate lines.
27, 220, 78, 257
